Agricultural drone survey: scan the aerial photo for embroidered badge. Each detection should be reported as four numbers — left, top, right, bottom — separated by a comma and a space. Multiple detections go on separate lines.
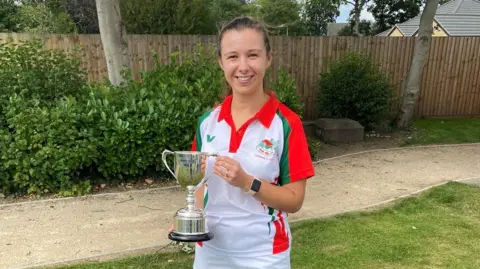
255, 138, 279, 159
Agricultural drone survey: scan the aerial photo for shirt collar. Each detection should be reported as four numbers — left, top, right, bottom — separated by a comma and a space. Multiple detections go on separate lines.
218, 91, 279, 128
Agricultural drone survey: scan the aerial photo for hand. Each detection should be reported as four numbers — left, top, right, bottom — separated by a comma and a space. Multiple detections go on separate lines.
213, 156, 253, 192
168, 223, 174, 233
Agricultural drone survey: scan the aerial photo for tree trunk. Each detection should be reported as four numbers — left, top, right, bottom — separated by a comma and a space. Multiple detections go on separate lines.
95, 0, 130, 86
396, 0, 439, 128
353, 0, 360, 35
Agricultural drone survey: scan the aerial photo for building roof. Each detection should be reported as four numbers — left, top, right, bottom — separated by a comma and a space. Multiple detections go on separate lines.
377, 0, 480, 36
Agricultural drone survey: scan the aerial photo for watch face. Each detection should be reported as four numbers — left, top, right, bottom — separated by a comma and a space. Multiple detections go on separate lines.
251, 178, 261, 192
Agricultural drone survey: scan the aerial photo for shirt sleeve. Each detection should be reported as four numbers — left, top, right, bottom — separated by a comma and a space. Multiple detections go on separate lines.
191, 135, 199, 151
279, 117, 315, 186
191, 124, 202, 152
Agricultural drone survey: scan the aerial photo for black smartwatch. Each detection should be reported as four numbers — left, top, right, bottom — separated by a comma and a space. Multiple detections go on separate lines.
248, 178, 262, 195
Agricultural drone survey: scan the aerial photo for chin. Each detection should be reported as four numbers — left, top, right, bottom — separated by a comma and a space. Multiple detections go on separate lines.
233, 85, 262, 96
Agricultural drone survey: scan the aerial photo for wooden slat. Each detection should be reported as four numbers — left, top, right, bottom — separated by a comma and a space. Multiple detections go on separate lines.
1, 33, 480, 119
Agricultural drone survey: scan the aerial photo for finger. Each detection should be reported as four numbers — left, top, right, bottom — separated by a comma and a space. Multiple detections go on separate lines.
213, 166, 229, 179
213, 164, 227, 174
215, 156, 232, 163
214, 160, 230, 170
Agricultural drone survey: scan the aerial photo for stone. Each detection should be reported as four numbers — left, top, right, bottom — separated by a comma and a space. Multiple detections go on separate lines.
302, 121, 317, 137
314, 118, 364, 143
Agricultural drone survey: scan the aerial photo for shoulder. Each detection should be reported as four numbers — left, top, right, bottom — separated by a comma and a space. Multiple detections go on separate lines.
197, 105, 221, 126
275, 102, 302, 130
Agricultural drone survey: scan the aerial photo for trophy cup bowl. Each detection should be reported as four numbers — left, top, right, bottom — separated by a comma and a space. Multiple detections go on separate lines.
162, 149, 216, 242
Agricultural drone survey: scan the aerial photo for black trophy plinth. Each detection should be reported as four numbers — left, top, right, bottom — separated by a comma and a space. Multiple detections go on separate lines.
169, 231, 214, 242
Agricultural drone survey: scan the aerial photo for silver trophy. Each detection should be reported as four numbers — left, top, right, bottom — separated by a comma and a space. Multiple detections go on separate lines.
162, 149, 217, 242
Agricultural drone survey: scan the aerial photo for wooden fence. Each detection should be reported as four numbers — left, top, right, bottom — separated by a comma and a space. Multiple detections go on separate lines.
1, 33, 480, 120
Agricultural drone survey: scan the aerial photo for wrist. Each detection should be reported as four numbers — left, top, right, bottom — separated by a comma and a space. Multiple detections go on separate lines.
243, 174, 254, 192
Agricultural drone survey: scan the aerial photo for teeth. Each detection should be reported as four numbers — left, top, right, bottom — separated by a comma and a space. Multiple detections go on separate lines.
238, 76, 251, 82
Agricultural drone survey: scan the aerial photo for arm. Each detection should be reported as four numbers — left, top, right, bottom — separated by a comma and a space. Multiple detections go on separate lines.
195, 185, 204, 209
245, 176, 306, 213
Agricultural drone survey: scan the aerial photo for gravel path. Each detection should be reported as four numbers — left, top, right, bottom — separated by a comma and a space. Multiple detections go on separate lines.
1, 144, 479, 269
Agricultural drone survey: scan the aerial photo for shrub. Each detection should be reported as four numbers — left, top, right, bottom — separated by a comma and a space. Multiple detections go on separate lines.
0, 94, 96, 195
0, 44, 225, 195
0, 38, 87, 125
307, 137, 321, 161
0, 38, 87, 101
271, 68, 304, 118
317, 51, 394, 130
89, 45, 225, 180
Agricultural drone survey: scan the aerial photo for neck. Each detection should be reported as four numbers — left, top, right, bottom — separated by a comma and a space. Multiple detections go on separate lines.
231, 89, 269, 114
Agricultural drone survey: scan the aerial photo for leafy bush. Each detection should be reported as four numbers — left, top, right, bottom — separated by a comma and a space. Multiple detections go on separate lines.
0, 44, 224, 195
0, 38, 87, 126
307, 137, 321, 161
88, 45, 225, 180
317, 51, 394, 130
0, 94, 96, 195
271, 68, 304, 118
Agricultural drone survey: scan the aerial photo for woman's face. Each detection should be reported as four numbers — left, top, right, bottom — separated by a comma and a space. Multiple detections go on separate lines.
218, 28, 272, 96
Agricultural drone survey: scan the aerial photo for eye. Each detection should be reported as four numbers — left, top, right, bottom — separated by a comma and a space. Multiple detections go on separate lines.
227, 55, 237, 59
249, 54, 258, 58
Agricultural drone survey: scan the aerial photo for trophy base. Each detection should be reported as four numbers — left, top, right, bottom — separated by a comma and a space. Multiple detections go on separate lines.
168, 231, 214, 242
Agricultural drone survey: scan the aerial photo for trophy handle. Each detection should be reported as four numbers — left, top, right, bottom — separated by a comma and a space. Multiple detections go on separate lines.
162, 149, 176, 180
195, 153, 218, 189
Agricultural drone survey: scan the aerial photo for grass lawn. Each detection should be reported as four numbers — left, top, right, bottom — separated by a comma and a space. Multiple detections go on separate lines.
49, 182, 480, 269
404, 118, 480, 146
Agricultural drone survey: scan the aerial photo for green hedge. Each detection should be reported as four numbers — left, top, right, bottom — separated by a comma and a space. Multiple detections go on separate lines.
0, 39, 87, 126
317, 51, 395, 130
0, 42, 305, 196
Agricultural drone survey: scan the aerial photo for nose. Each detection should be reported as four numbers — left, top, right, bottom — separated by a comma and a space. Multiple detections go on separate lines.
238, 56, 248, 73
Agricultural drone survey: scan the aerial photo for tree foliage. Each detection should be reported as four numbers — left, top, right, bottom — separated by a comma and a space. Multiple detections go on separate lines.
338, 19, 373, 36
368, 0, 422, 35
0, 0, 20, 32
251, 0, 305, 35
0, 0, 371, 36
342, 0, 369, 35
303, 0, 342, 36
17, 2, 77, 34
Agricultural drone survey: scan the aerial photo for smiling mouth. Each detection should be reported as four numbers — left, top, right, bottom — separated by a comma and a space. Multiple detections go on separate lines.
236, 75, 254, 82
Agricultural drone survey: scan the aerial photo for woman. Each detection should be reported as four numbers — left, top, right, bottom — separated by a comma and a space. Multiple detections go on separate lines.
190, 16, 315, 268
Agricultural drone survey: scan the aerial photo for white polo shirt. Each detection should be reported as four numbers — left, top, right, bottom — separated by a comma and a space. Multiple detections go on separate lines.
191, 92, 315, 257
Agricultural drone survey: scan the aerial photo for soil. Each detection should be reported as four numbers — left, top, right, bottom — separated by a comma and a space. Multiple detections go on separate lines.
1, 131, 479, 269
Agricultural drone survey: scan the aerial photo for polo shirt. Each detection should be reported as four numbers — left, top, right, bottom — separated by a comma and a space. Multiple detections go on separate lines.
191, 92, 315, 257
